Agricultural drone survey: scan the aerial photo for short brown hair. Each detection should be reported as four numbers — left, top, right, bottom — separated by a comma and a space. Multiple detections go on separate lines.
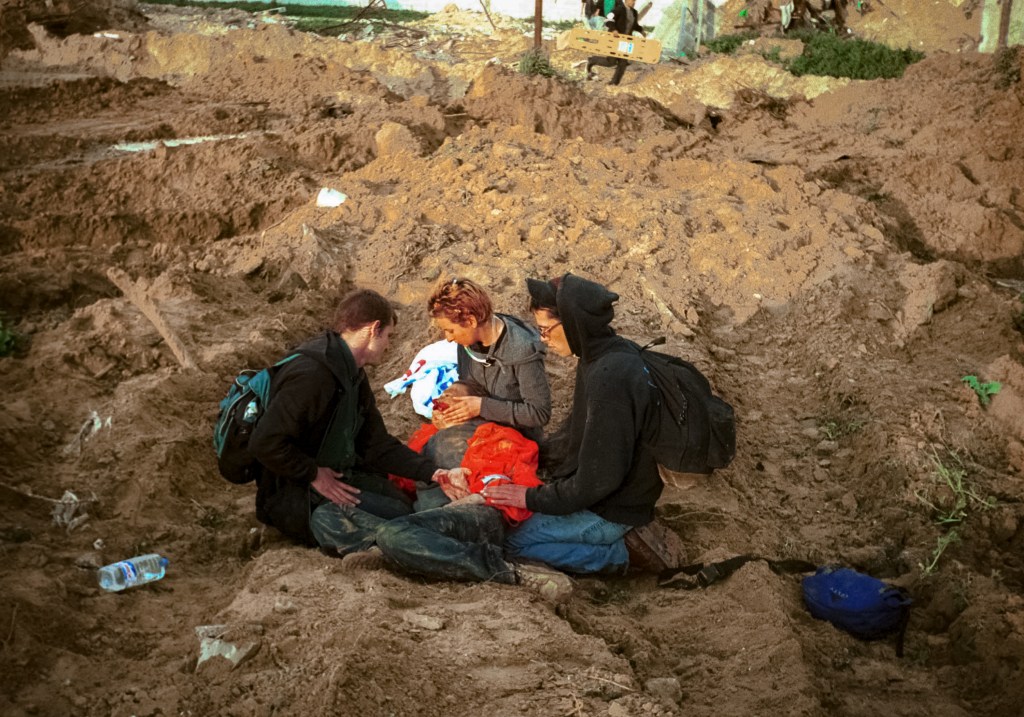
427, 277, 492, 326
332, 289, 398, 332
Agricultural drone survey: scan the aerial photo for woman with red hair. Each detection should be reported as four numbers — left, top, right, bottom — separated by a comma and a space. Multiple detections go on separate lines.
427, 277, 551, 442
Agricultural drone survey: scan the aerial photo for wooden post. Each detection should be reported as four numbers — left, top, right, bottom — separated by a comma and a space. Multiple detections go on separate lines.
534, 0, 543, 48
695, 0, 704, 55
999, 0, 1014, 48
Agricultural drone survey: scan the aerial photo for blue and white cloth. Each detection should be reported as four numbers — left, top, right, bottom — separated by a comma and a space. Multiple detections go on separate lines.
383, 340, 459, 418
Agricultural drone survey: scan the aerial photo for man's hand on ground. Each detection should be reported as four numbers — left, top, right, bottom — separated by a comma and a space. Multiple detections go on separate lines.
312, 466, 361, 506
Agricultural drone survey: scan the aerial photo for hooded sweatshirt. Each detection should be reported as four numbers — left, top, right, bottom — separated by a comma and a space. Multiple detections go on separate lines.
250, 331, 437, 544
524, 274, 663, 527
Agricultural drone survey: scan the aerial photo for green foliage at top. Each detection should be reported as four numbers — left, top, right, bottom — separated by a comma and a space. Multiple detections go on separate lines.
787, 32, 924, 80
961, 375, 1001, 406
142, 0, 428, 35
703, 32, 758, 54
702, 30, 923, 81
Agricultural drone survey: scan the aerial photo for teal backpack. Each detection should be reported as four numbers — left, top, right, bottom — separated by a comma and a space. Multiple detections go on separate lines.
213, 355, 299, 484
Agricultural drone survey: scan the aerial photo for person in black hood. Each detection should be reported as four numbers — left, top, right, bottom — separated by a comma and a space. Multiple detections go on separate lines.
484, 273, 663, 574
248, 288, 453, 551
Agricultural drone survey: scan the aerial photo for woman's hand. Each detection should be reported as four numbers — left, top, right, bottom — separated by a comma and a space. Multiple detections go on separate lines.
436, 395, 482, 426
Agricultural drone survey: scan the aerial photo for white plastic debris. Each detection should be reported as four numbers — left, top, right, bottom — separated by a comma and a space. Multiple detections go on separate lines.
316, 188, 348, 207
52, 490, 91, 532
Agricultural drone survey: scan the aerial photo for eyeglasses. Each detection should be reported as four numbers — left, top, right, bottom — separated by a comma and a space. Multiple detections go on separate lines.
537, 321, 562, 339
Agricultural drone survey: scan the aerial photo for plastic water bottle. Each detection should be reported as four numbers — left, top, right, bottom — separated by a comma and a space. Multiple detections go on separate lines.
97, 554, 169, 592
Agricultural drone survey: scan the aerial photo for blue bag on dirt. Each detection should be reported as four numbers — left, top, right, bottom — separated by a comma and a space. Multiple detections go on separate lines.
635, 338, 736, 474
213, 354, 299, 484
802, 566, 912, 641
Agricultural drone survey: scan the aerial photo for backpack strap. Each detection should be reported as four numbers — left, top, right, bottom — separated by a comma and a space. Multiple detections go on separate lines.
657, 555, 816, 590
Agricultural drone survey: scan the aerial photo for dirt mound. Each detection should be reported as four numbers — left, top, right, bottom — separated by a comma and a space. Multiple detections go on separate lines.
1, 4, 1023, 717
0, 0, 147, 58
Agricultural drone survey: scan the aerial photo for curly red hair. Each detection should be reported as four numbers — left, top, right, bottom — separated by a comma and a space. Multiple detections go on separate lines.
428, 277, 493, 327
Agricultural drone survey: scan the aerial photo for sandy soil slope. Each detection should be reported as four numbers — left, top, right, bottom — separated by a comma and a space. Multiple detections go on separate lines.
1, 1, 1022, 715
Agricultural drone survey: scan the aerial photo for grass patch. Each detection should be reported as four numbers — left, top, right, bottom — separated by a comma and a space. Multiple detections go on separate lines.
702, 30, 922, 81
820, 416, 865, 441
915, 448, 995, 576
786, 32, 924, 80
704, 32, 758, 54
143, 0, 429, 35
916, 448, 995, 526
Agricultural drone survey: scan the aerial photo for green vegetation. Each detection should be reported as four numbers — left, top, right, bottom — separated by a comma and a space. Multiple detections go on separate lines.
920, 530, 960, 577
916, 449, 995, 526
517, 49, 564, 79
703, 32, 757, 54
703, 30, 923, 81
0, 318, 17, 357
760, 46, 783, 64
961, 375, 1001, 406
915, 448, 995, 576
143, 0, 429, 35
820, 415, 866, 441
787, 32, 923, 79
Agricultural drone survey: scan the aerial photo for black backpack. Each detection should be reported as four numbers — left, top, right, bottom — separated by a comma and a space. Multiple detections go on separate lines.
213, 354, 300, 484
635, 337, 736, 474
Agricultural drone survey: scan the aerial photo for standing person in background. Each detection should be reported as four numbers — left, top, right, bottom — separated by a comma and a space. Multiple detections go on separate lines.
586, 0, 646, 85
427, 277, 551, 443
582, 0, 614, 30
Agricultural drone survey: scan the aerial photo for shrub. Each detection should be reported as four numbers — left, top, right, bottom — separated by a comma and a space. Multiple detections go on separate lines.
787, 33, 924, 80
517, 49, 563, 79
703, 32, 758, 55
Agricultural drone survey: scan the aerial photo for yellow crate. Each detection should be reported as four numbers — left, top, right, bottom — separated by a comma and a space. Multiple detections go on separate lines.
559, 26, 662, 65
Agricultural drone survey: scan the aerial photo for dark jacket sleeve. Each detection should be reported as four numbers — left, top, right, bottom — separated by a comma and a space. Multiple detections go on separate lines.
524, 361, 642, 515
249, 358, 335, 484
355, 377, 438, 482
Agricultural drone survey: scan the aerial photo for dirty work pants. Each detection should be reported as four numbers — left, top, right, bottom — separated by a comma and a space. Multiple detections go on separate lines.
376, 504, 517, 585
587, 55, 629, 85
309, 470, 413, 555
504, 510, 631, 574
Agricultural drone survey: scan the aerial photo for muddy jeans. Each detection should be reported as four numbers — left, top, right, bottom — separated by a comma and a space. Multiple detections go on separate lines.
504, 510, 631, 574
375, 504, 517, 585
309, 470, 413, 555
